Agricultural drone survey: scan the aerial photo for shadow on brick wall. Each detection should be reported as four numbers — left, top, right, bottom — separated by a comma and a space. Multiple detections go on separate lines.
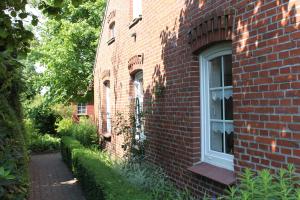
142, 0, 300, 197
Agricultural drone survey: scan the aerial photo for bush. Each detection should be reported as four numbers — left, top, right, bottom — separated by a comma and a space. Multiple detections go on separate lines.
25, 119, 60, 153
56, 118, 73, 136
0, 96, 29, 199
57, 118, 98, 147
60, 136, 151, 200
219, 165, 300, 200
27, 103, 60, 135
29, 134, 60, 153
117, 163, 194, 200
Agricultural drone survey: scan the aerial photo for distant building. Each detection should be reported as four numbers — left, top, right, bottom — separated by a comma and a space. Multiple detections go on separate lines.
71, 102, 95, 122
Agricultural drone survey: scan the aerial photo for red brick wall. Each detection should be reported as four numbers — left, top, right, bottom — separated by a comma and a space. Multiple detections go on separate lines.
94, 0, 300, 198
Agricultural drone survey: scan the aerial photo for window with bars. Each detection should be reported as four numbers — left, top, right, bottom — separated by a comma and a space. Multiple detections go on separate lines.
200, 43, 234, 170
77, 103, 87, 115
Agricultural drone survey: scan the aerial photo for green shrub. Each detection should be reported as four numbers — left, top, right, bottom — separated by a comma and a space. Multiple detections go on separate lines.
61, 136, 151, 200
27, 103, 61, 135
60, 136, 84, 169
117, 162, 194, 200
71, 118, 98, 147
57, 118, 98, 147
220, 165, 300, 200
56, 118, 73, 136
29, 134, 60, 153
25, 119, 60, 153
0, 96, 29, 199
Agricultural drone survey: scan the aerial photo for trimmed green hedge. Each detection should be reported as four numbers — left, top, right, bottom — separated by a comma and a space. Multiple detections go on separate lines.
61, 137, 151, 200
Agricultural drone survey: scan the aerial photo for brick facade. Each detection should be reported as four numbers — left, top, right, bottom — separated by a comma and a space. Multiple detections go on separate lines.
72, 101, 95, 122
94, 0, 300, 197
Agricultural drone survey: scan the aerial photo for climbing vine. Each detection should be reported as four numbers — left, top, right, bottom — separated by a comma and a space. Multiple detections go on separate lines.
113, 100, 147, 163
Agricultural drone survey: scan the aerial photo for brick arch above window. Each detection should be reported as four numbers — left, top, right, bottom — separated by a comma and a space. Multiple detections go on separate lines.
128, 54, 144, 75
101, 69, 110, 83
107, 10, 116, 25
188, 8, 235, 53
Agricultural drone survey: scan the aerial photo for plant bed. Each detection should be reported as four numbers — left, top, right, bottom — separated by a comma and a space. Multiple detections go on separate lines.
61, 136, 151, 200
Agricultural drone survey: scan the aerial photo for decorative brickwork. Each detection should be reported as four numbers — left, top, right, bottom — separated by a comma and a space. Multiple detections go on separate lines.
101, 69, 110, 82
107, 10, 116, 25
188, 7, 234, 52
128, 54, 144, 75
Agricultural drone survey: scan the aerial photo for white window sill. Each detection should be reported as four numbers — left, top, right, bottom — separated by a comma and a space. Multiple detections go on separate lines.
129, 16, 142, 29
107, 37, 115, 45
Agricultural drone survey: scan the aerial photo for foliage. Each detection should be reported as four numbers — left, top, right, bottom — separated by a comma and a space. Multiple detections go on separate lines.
218, 165, 300, 200
113, 111, 146, 163
61, 136, 194, 200
60, 136, 151, 200
56, 117, 73, 136
0, 0, 35, 197
25, 119, 60, 152
57, 117, 98, 147
52, 103, 73, 118
117, 162, 194, 200
27, 102, 61, 135
0, 97, 29, 199
29, 133, 60, 153
25, 0, 106, 104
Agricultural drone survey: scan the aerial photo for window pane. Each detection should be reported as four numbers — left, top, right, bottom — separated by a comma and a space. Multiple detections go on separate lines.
209, 57, 222, 88
225, 130, 234, 154
210, 90, 223, 120
210, 121, 223, 152
223, 55, 232, 86
224, 96, 233, 120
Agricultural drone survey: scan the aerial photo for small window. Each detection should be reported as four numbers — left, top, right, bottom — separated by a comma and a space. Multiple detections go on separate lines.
200, 43, 234, 171
105, 82, 111, 133
134, 71, 145, 141
132, 0, 142, 19
109, 22, 115, 39
77, 103, 87, 115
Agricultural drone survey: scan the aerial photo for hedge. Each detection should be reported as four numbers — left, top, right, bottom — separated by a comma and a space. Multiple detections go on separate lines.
60, 136, 151, 200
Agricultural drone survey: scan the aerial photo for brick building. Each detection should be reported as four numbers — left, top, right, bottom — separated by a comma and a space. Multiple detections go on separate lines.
93, 0, 300, 197
71, 101, 95, 122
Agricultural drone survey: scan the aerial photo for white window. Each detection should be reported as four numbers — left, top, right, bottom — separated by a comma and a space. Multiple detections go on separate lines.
134, 71, 145, 141
132, 0, 142, 19
109, 22, 115, 39
200, 43, 234, 171
105, 82, 111, 133
77, 103, 87, 115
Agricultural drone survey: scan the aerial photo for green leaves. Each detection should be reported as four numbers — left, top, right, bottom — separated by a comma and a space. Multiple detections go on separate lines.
25, 0, 105, 104
223, 165, 300, 200
0, 167, 16, 182
18, 12, 28, 19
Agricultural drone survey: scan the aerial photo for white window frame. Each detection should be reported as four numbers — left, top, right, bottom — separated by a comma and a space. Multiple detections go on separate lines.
105, 82, 111, 133
132, 0, 142, 19
77, 103, 87, 115
134, 71, 145, 140
199, 43, 234, 171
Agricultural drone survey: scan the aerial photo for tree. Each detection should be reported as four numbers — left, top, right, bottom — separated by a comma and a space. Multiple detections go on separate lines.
26, 0, 106, 104
0, 1, 37, 198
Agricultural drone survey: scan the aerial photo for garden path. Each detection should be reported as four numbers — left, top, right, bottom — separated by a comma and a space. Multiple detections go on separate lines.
29, 153, 86, 200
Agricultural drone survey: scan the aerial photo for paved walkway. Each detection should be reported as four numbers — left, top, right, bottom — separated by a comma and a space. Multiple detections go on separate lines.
29, 153, 85, 200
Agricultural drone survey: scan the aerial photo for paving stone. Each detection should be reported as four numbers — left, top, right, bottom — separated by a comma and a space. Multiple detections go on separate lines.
29, 153, 85, 200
